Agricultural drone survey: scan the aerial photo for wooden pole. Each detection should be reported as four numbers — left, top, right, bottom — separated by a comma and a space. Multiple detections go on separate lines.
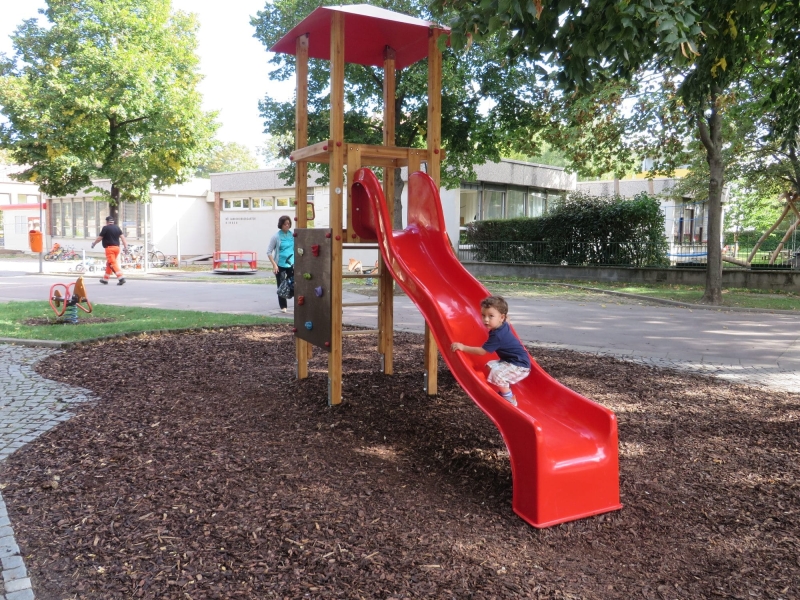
328, 12, 345, 405
423, 28, 443, 396
380, 46, 396, 374
295, 34, 312, 378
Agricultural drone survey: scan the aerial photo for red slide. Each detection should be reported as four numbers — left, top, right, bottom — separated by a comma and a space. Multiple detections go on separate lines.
351, 168, 622, 528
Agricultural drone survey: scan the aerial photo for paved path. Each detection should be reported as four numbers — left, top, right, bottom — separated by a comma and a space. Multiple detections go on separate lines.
1, 259, 799, 597
0, 345, 95, 600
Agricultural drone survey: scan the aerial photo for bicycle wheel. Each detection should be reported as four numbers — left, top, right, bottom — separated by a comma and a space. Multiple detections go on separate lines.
149, 250, 165, 268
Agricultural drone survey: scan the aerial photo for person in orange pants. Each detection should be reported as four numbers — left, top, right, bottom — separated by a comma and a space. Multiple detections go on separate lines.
91, 216, 128, 285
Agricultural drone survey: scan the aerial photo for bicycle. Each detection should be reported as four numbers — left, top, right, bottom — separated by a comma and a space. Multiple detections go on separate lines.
44, 243, 62, 261
148, 249, 166, 268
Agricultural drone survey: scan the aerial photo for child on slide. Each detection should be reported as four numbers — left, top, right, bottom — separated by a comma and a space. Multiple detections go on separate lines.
450, 295, 531, 407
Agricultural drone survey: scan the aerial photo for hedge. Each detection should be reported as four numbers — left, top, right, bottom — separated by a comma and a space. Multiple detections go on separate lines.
463, 191, 669, 267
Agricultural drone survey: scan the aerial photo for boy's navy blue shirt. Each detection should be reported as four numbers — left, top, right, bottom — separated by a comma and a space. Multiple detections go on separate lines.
482, 322, 531, 368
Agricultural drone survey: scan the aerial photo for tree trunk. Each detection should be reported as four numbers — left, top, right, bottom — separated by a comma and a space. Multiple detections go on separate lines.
697, 92, 724, 305
109, 184, 121, 224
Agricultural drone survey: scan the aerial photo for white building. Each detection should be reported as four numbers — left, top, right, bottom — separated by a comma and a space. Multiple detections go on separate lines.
0, 165, 44, 250
210, 159, 577, 266
0, 168, 215, 257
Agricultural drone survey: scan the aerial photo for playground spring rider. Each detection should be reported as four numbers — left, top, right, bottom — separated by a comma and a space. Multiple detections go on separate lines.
50, 276, 93, 324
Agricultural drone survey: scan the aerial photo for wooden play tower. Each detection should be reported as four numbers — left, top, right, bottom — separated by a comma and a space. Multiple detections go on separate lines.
271, 5, 449, 404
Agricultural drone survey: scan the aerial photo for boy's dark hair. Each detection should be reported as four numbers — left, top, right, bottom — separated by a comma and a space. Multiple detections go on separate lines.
277, 215, 292, 229
481, 295, 508, 315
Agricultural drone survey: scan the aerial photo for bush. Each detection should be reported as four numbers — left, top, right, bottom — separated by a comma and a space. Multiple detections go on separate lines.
464, 191, 669, 267
724, 231, 790, 252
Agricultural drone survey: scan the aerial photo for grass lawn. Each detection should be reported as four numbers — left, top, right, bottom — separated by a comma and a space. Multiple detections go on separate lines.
0, 301, 283, 342
479, 278, 800, 311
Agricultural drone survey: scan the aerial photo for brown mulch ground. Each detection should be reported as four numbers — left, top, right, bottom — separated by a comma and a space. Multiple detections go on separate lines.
2, 326, 799, 600
23, 317, 117, 326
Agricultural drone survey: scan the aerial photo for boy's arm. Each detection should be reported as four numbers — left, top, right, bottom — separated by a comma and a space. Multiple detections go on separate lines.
450, 342, 487, 355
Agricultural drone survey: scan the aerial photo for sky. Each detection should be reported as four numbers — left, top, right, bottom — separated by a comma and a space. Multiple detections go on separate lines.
0, 0, 294, 167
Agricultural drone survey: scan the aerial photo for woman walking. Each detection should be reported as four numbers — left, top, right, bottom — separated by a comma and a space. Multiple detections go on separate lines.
267, 215, 294, 312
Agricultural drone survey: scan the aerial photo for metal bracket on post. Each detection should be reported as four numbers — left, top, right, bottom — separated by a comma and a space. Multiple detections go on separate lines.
380, 353, 385, 372
423, 370, 428, 393
327, 377, 333, 407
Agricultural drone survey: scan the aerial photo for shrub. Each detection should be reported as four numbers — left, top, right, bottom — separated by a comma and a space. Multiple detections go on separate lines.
464, 191, 669, 267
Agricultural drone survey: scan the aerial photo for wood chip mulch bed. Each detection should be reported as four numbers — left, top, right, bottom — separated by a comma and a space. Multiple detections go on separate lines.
1, 325, 798, 599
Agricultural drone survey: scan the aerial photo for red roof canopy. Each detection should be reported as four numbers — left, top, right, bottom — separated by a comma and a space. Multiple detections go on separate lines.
270, 5, 449, 70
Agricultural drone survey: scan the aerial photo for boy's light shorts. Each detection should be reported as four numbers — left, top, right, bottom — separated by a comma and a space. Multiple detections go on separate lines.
486, 360, 530, 387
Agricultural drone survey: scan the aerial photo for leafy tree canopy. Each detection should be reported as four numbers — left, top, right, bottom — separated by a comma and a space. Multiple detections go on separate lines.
252, 0, 553, 197
195, 141, 259, 177
433, 0, 789, 304
0, 148, 14, 165
0, 0, 217, 214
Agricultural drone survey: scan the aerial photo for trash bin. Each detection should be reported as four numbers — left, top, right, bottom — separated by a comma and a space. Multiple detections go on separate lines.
29, 230, 43, 253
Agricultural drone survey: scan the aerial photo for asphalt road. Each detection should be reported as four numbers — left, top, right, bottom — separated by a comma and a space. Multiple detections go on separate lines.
2, 259, 799, 373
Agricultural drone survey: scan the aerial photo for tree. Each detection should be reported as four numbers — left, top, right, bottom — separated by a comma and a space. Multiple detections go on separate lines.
0, 0, 217, 222
195, 141, 259, 177
433, 0, 780, 305
252, 0, 540, 228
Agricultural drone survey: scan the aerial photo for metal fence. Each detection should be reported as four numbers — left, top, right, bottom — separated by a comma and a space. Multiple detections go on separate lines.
459, 241, 800, 269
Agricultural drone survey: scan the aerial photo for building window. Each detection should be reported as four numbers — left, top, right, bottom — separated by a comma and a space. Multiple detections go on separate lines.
251, 197, 274, 210
73, 199, 85, 238
276, 196, 294, 208
122, 202, 138, 239
482, 189, 504, 220
528, 190, 547, 217
0, 193, 10, 205
24, 194, 39, 204
86, 198, 96, 236
51, 199, 60, 236
14, 216, 27, 234
63, 200, 72, 237
506, 188, 526, 219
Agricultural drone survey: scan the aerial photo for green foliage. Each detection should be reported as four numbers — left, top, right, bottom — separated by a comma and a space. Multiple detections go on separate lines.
195, 141, 259, 178
724, 230, 791, 253
252, 0, 536, 192
0, 0, 217, 209
464, 192, 668, 267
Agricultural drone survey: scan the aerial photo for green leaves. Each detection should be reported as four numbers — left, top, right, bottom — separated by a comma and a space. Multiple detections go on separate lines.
464, 191, 669, 267
0, 0, 217, 204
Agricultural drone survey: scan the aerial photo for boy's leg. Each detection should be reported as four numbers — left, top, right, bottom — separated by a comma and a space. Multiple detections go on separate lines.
487, 360, 530, 406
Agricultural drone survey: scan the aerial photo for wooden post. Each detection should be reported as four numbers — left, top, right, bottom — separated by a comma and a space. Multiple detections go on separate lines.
423, 28, 443, 396
295, 34, 312, 378
345, 145, 362, 243
380, 46, 396, 374
328, 12, 345, 405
